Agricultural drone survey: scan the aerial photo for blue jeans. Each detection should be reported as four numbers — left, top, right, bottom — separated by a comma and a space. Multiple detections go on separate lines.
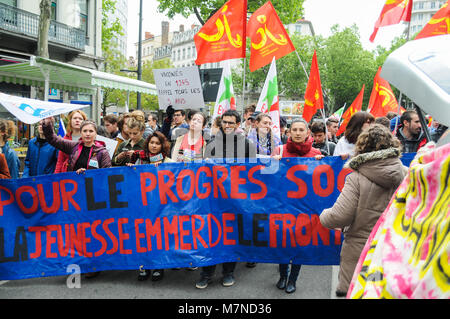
279, 264, 301, 282
201, 262, 236, 278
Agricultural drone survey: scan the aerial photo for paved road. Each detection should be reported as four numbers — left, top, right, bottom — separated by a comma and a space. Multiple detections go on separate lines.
0, 263, 341, 299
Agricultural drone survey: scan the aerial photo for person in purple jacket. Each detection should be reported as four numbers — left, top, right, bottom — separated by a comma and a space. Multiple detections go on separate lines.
42, 117, 111, 175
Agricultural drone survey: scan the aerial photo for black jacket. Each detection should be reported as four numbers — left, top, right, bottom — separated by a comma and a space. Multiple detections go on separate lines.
396, 128, 427, 153
204, 129, 256, 159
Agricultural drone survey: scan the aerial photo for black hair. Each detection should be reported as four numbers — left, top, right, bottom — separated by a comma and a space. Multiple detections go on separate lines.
222, 110, 241, 124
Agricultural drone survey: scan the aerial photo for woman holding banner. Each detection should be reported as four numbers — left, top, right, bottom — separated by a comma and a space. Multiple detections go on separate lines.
42, 117, 111, 174
320, 124, 406, 297
42, 117, 111, 278
127, 130, 174, 281
272, 118, 323, 293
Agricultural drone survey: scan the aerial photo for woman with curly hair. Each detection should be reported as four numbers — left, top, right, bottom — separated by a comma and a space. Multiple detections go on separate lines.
320, 124, 408, 297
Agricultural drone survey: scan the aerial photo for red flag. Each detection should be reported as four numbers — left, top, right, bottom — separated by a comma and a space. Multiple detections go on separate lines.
336, 85, 365, 136
370, 0, 412, 42
302, 51, 323, 123
367, 67, 399, 118
415, 1, 450, 40
247, 1, 295, 72
194, 0, 247, 65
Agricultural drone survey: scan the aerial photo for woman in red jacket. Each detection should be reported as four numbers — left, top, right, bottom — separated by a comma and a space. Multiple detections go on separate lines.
272, 118, 323, 293
54, 110, 87, 173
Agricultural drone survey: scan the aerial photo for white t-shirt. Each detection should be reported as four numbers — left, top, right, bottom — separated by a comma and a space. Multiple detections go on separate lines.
333, 136, 355, 157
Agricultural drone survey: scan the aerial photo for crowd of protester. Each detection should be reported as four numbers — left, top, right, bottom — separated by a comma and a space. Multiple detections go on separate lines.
0, 104, 447, 296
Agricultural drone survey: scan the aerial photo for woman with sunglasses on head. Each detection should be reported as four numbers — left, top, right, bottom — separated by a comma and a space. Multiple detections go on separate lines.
54, 110, 87, 173
127, 130, 173, 282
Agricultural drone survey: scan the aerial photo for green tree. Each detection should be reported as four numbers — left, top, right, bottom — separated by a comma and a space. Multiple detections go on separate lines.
156, 0, 305, 25
321, 24, 377, 113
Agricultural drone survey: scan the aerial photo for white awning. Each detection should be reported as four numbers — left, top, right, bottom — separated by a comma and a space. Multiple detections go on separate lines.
0, 56, 156, 95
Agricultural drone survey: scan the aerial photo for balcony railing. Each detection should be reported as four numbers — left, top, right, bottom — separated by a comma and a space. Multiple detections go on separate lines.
0, 3, 85, 51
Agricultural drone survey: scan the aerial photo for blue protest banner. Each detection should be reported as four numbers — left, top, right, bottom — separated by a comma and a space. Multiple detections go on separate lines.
0, 155, 414, 280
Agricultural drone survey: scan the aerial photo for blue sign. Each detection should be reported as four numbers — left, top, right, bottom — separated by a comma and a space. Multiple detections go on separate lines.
0, 155, 414, 280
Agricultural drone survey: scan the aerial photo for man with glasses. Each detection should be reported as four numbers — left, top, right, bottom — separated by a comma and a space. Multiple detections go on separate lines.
197, 110, 256, 289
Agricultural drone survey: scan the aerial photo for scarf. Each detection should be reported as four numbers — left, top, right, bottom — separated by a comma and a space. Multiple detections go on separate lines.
286, 136, 313, 156
132, 150, 164, 163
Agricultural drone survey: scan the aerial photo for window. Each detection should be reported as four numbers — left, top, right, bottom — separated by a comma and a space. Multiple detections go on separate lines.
430, 2, 436, 9
78, 0, 88, 44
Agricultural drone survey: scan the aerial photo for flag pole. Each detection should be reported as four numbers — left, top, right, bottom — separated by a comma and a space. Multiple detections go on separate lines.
295, 50, 309, 79
242, 57, 247, 110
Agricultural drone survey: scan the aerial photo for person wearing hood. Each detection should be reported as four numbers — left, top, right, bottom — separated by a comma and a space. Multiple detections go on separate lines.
395, 110, 427, 153
320, 124, 407, 297
22, 120, 58, 178
42, 117, 111, 174
197, 110, 256, 289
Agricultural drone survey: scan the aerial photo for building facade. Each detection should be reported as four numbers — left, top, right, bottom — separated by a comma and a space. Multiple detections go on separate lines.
108, 0, 127, 58
409, 0, 446, 35
285, 19, 315, 37
0, 0, 103, 141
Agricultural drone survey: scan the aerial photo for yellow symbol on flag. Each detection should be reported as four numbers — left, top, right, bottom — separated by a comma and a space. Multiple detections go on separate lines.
428, 15, 450, 34
251, 15, 288, 50
385, 0, 409, 8
197, 5, 243, 48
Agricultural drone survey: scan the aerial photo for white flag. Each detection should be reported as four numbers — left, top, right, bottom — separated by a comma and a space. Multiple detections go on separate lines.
0, 92, 89, 124
255, 58, 281, 139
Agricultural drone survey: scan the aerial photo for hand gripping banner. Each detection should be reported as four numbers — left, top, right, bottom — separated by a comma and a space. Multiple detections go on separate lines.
0, 156, 414, 280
